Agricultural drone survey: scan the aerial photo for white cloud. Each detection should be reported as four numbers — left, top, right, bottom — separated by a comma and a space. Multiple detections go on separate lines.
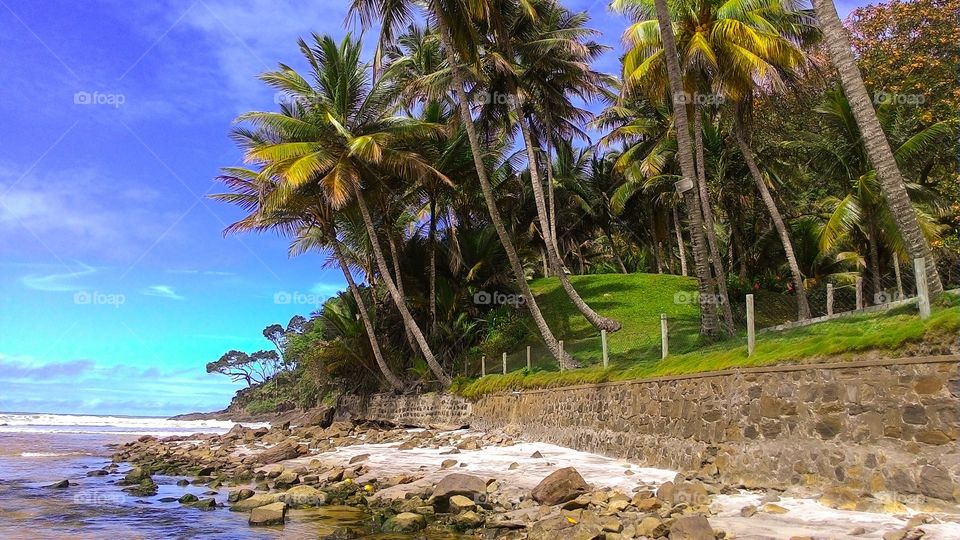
20, 262, 97, 292
141, 284, 184, 300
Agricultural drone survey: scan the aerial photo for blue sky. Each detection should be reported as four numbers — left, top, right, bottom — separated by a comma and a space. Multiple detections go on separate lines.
0, 0, 866, 416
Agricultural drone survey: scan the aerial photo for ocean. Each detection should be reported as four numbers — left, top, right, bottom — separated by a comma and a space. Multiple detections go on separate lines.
0, 412, 375, 539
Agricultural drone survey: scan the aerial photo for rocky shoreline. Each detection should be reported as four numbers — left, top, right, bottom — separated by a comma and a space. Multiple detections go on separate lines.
109, 417, 960, 539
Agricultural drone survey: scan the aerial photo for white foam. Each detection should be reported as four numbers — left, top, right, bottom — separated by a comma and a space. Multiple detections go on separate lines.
0, 413, 267, 435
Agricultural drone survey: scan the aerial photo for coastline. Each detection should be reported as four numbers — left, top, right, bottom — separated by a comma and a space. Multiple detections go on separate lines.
115, 414, 960, 539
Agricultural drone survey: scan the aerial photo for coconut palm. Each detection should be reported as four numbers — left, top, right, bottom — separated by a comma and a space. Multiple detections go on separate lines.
236, 34, 452, 386
349, 0, 578, 367
811, 0, 944, 299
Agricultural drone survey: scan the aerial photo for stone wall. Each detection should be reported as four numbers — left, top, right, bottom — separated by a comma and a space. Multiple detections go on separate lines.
339, 356, 960, 506
336, 392, 471, 427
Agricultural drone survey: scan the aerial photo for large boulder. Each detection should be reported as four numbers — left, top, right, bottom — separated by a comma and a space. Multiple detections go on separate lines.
120, 466, 151, 485
284, 485, 326, 508
382, 512, 427, 533
230, 493, 279, 512
431, 474, 487, 512
256, 442, 301, 465
531, 467, 590, 505
248, 501, 287, 526
669, 515, 716, 540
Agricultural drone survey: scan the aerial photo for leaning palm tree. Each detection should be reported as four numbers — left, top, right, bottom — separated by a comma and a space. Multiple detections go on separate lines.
649, 0, 721, 336
212, 166, 406, 391
237, 34, 452, 386
349, 0, 578, 367
810, 0, 944, 299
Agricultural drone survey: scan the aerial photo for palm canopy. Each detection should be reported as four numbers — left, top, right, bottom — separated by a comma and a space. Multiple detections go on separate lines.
612, 0, 817, 102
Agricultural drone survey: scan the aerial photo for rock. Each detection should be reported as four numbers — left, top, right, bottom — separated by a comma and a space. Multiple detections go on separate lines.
531, 451, 544, 459
256, 442, 300, 465
249, 501, 287, 526
86, 470, 108, 477
121, 467, 151, 485
672, 481, 709, 507
508, 462, 520, 470
441, 459, 458, 470
48, 480, 70, 489
453, 510, 484, 528
740, 505, 757, 517
179, 493, 199, 504
531, 467, 590, 505
284, 485, 326, 508
273, 469, 298, 488
193, 498, 217, 509
176, 479, 190, 487
231, 493, 279, 512
228, 488, 255, 503
882, 530, 907, 540
636, 516, 667, 537
448, 494, 476, 512
382, 512, 426, 533
849, 527, 867, 536
348, 454, 369, 464
432, 473, 487, 512
761, 503, 789, 514
124, 478, 158, 497
669, 515, 715, 540
919, 465, 954, 500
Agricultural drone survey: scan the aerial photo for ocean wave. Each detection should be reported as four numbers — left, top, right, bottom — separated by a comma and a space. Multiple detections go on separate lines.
0, 413, 268, 435
19, 451, 91, 458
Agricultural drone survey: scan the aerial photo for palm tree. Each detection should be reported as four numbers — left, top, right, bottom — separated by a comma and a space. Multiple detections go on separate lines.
810, 0, 944, 299
349, 0, 578, 367
211, 166, 406, 391
650, 0, 720, 336
238, 34, 452, 386
615, 0, 818, 320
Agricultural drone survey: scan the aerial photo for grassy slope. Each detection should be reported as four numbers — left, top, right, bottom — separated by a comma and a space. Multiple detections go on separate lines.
455, 274, 959, 399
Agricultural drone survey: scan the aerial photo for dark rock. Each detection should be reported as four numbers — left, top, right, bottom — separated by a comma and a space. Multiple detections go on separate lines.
48, 480, 70, 489
669, 515, 715, 540
256, 442, 299, 465
249, 501, 287, 526
530, 467, 589, 505
432, 473, 487, 512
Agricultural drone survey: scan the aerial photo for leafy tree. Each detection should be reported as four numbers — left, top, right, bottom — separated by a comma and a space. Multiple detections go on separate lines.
206, 350, 281, 387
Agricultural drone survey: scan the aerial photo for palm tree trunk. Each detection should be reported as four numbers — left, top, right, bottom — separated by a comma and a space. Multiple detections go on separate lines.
893, 255, 904, 298
546, 137, 560, 258
332, 232, 404, 392
811, 0, 943, 299
387, 231, 418, 350
672, 206, 688, 276
606, 230, 628, 274
734, 118, 811, 320
868, 224, 882, 303
355, 193, 451, 385
437, 25, 576, 369
516, 108, 621, 332
429, 195, 437, 335
653, 0, 720, 336
651, 211, 663, 274
694, 108, 735, 334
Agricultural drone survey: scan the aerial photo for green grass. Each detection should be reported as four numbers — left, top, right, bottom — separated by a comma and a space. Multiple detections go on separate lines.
454, 276, 959, 399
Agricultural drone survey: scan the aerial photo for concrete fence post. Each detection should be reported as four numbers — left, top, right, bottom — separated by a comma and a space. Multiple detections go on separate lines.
914, 257, 931, 319
481, 355, 486, 377
502, 352, 507, 375
856, 276, 864, 310
601, 330, 609, 369
558, 341, 565, 372
526, 346, 531, 371
660, 313, 669, 359
746, 294, 755, 356
826, 283, 834, 317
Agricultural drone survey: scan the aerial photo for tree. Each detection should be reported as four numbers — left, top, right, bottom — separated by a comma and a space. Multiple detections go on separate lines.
811, 0, 944, 299
206, 349, 281, 387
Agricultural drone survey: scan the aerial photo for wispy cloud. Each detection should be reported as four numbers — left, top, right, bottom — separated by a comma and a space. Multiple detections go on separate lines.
309, 281, 342, 297
141, 284, 184, 300
20, 262, 97, 292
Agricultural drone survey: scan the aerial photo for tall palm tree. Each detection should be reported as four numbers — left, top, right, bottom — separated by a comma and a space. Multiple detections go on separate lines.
238, 34, 452, 385
349, 0, 578, 367
211, 166, 406, 391
650, 0, 720, 336
810, 0, 944, 299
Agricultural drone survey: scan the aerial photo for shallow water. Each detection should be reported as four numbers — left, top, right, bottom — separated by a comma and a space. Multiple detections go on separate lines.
0, 414, 467, 539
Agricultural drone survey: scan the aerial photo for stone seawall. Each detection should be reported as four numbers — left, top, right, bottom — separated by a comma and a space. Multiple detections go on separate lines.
338, 356, 960, 506
337, 392, 472, 427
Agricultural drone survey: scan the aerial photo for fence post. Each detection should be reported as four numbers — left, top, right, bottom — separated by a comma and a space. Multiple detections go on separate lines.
502, 352, 507, 375
558, 341, 565, 371
914, 257, 931, 320
526, 345, 531, 371
856, 276, 864, 310
746, 294, 755, 356
660, 313, 669, 359
826, 284, 834, 316
601, 330, 609, 369
481, 355, 486, 377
